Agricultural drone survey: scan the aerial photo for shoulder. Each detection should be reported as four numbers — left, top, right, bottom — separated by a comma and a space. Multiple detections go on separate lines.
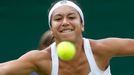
88, 38, 122, 55
89, 37, 122, 47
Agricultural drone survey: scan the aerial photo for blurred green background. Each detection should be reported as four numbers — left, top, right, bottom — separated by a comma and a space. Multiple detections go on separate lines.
0, 0, 134, 75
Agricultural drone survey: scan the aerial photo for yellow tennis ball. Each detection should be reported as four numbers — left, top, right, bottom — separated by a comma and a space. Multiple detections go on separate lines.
57, 41, 76, 61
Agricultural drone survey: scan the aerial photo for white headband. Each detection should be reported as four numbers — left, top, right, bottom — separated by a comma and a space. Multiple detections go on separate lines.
48, 1, 84, 27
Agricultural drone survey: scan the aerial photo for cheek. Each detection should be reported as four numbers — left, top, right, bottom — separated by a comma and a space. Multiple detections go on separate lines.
74, 21, 82, 28
50, 23, 58, 34
73, 18, 81, 25
51, 21, 59, 28
76, 23, 84, 32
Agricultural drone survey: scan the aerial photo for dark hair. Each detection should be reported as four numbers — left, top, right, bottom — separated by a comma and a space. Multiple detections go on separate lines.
38, 30, 54, 50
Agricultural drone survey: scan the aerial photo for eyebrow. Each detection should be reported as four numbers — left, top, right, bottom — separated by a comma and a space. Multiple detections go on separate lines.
54, 14, 62, 17
68, 12, 77, 16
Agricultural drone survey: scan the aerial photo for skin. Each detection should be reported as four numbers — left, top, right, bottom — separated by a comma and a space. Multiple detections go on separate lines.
0, 5, 134, 75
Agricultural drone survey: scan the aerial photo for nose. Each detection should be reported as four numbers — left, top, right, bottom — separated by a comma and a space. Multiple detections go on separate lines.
61, 18, 69, 26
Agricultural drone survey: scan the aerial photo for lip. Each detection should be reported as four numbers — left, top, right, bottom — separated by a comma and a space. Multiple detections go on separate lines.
59, 28, 73, 33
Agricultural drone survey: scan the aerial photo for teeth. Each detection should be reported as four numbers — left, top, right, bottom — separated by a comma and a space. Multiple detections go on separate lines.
62, 29, 72, 32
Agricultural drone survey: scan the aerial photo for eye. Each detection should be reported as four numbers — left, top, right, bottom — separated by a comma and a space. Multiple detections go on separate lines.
54, 17, 62, 21
53, 15, 62, 21
69, 17, 75, 19
68, 13, 77, 20
68, 16, 76, 20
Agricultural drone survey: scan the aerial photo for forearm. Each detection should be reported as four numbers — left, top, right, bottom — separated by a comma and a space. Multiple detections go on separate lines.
0, 66, 16, 75
0, 60, 36, 75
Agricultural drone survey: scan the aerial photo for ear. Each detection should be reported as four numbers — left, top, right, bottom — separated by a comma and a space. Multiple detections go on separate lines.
81, 24, 84, 32
82, 27, 84, 32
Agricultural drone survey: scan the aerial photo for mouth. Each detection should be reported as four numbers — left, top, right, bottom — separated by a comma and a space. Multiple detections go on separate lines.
59, 28, 73, 33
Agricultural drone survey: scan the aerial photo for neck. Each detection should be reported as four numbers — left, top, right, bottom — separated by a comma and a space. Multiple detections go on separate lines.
73, 37, 84, 59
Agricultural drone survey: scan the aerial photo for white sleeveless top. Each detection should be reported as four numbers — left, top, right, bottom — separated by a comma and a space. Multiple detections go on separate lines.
50, 38, 111, 75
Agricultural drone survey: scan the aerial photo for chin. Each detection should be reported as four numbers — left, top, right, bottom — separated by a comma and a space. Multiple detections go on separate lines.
60, 36, 76, 42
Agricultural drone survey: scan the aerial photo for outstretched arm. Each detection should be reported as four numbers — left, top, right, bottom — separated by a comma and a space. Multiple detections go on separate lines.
0, 50, 39, 75
97, 38, 134, 56
0, 60, 36, 75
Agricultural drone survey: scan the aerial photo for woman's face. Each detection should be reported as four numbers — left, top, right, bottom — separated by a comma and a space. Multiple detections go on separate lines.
51, 5, 84, 43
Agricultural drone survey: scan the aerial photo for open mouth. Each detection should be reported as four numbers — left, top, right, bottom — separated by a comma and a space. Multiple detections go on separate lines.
60, 28, 73, 33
